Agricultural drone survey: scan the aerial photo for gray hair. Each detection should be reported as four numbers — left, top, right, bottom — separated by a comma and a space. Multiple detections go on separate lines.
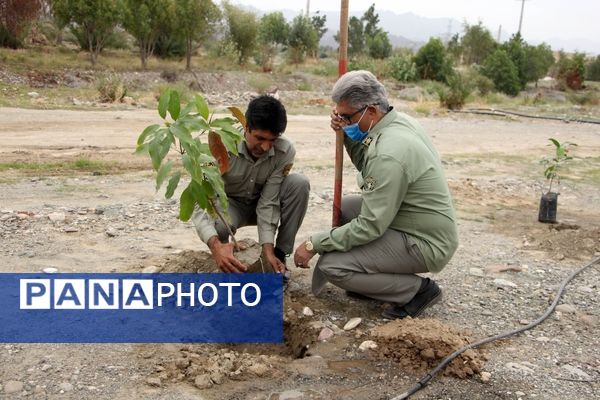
331, 70, 389, 113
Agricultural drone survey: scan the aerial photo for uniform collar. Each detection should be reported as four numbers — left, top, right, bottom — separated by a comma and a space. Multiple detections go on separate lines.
361, 106, 396, 146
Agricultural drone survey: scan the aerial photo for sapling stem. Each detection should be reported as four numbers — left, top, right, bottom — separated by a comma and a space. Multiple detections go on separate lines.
208, 197, 239, 250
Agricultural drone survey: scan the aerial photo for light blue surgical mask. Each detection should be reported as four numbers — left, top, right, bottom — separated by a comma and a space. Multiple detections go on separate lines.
342, 107, 372, 142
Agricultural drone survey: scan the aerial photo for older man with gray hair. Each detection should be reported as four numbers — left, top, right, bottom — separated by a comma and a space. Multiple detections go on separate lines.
293, 70, 458, 319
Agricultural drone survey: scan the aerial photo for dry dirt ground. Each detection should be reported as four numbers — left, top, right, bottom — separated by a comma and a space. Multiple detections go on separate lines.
1, 107, 599, 400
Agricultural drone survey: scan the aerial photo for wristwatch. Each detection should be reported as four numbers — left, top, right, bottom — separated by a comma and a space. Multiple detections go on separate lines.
305, 238, 314, 252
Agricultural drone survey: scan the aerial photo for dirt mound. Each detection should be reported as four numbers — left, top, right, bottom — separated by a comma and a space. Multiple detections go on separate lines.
371, 318, 487, 378
523, 223, 600, 261
157, 239, 276, 273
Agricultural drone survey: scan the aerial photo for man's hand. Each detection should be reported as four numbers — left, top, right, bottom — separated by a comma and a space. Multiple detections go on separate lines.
262, 243, 285, 273
330, 109, 346, 132
208, 236, 247, 273
293, 240, 316, 269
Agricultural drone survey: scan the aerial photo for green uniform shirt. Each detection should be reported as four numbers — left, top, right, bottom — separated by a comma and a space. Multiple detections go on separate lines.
311, 109, 458, 273
192, 136, 295, 245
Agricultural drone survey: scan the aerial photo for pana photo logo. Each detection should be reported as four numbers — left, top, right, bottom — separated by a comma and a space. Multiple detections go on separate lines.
0, 273, 283, 343
20, 278, 262, 310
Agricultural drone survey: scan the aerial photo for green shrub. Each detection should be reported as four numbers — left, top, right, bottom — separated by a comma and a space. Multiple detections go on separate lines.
437, 73, 472, 110
413, 38, 453, 83
349, 57, 376, 73
555, 51, 586, 90
248, 74, 273, 93
388, 54, 417, 82
482, 49, 521, 96
96, 73, 127, 102
464, 68, 495, 96
587, 55, 600, 81
309, 59, 338, 77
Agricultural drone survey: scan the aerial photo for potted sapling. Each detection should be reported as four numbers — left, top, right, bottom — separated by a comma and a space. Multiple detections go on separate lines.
538, 138, 577, 223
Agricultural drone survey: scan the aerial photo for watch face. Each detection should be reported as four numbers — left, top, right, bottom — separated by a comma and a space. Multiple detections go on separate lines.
306, 241, 313, 251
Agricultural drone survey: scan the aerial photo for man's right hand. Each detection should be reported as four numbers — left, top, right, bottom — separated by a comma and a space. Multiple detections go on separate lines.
330, 109, 346, 132
207, 236, 247, 273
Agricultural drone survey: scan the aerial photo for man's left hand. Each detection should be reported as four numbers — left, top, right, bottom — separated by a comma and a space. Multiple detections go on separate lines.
262, 243, 285, 273
293, 241, 315, 268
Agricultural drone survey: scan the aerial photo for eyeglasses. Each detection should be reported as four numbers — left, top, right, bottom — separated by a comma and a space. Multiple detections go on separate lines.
337, 105, 368, 124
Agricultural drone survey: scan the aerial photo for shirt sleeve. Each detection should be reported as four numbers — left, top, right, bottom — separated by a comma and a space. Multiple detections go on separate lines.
256, 146, 296, 245
191, 206, 218, 244
344, 135, 367, 171
312, 154, 409, 253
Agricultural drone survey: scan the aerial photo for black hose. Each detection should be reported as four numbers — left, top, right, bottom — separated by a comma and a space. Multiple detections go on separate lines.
392, 255, 600, 400
450, 108, 600, 125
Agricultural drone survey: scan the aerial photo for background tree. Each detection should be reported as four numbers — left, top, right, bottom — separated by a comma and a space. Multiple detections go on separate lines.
446, 33, 462, 63
288, 15, 317, 64
367, 30, 391, 59
346, 16, 364, 57
555, 51, 586, 90
502, 33, 527, 90
413, 37, 453, 83
309, 11, 327, 57
460, 22, 496, 65
481, 48, 521, 96
174, 0, 220, 70
223, 2, 258, 65
361, 3, 379, 38
257, 11, 288, 71
586, 55, 600, 81
122, 0, 169, 69
52, 0, 120, 65
523, 43, 554, 87
0, 0, 41, 48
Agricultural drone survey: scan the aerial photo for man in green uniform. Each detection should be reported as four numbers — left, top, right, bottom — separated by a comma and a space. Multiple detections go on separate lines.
294, 70, 458, 319
193, 95, 310, 277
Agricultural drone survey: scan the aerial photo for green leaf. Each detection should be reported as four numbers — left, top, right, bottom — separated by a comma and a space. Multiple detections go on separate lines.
168, 90, 181, 120
156, 160, 173, 191
180, 102, 195, 118
135, 142, 149, 155
158, 90, 171, 119
179, 185, 196, 221
169, 123, 195, 147
137, 124, 160, 146
195, 95, 209, 119
165, 171, 181, 199
549, 138, 560, 148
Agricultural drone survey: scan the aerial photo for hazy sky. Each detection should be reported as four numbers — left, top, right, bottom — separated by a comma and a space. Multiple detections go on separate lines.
227, 0, 599, 44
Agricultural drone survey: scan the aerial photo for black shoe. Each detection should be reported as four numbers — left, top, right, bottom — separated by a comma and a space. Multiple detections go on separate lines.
274, 247, 290, 284
381, 278, 442, 320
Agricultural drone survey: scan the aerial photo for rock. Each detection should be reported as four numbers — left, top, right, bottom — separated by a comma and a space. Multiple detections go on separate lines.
28, 92, 40, 98
194, 374, 213, 389
535, 336, 550, 343
41, 364, 52, 371
64, 227, 79, 233
505, 362, 534, 374
494, 278, 517, 290
556, 304, 577, 314
3, 380, 24, 394
278, 389, 304, 400
16, 213, 31, 219
317, 327, 334, 341
43, 267, 58, 273
248, 363, 269, 377
302, 306, 313, 316
469, 268, 485, 277
142, 265, 161, 274
420, 348, 436, 360
146, 377, 161, 387
48, 212, 66, 223
516, 391, 526, 397
579, 314, 598, 326
358, 340, 378, 351
562, 365, 591, 380
343, 317, 362, 331
210, 372, 224, 385
59, 382, 73, 392
485, 264, 523, 274
519, 319, 529, 326
480, 371, 492, 382
105, 229, 118, 237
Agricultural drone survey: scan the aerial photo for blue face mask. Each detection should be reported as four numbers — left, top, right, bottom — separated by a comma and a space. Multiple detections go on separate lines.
342, 107, 372, 142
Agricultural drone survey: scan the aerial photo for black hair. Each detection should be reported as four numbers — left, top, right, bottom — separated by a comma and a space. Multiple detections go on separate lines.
245, 95, 287, 136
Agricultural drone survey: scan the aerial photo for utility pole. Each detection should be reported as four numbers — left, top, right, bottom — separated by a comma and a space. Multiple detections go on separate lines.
333, 0, 349, 227
497, 25, 502, 42
518, 0, 527, 34
306, 0, 310, 17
